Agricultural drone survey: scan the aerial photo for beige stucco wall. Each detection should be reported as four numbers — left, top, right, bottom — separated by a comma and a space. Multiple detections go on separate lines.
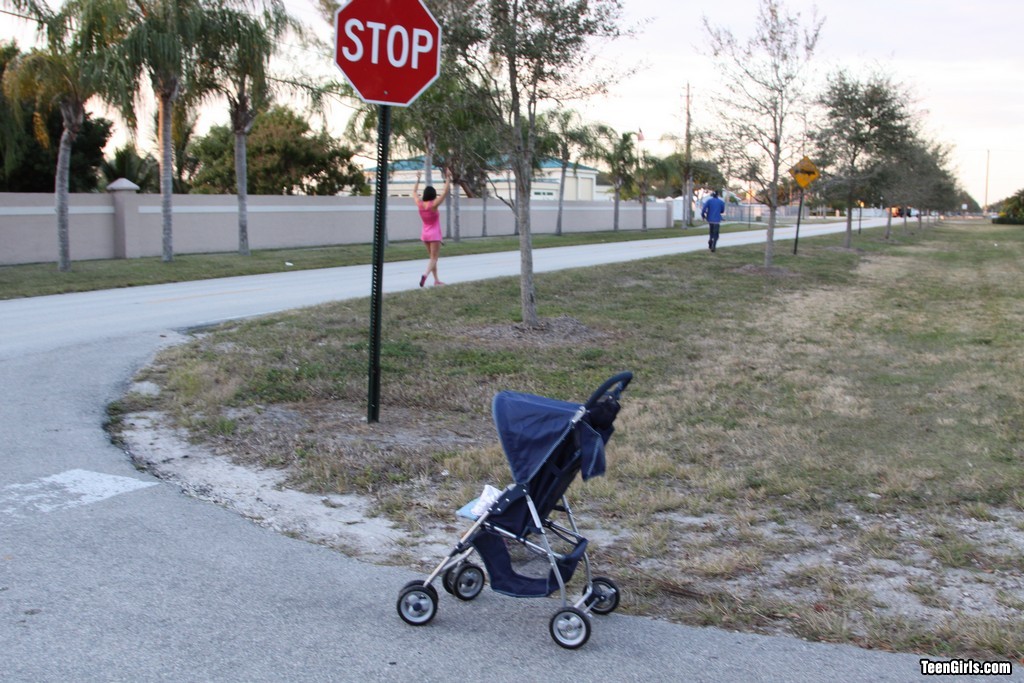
0, 192, 672, 266
0, 194, 117, 265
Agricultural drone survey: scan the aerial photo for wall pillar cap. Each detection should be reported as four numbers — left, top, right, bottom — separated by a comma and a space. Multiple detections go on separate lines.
107, 178, 140, 192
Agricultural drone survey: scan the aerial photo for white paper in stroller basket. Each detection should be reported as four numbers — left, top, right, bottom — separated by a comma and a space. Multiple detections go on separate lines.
468, 485, 499, 518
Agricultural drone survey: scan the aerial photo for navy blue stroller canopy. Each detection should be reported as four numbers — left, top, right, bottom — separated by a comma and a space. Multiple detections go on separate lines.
493, 391, 608, 485
493, 370, 629, 487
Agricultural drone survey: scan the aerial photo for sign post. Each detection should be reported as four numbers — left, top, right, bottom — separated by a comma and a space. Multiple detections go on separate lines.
333, 0, 441, 422
788, 156, 820, 255
366, 105, 390, 422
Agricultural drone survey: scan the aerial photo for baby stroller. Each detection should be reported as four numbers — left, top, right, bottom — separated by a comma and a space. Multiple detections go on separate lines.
396, 372, 632, 649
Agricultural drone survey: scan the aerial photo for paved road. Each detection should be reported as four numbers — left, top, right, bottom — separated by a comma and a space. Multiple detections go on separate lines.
4, 221, 1013, 682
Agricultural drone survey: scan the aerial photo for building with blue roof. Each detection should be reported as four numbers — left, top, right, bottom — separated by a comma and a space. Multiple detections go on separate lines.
366, 156, 602, 201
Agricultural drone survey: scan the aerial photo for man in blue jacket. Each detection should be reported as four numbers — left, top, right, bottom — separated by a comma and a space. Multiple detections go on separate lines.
701, 190, 726, 252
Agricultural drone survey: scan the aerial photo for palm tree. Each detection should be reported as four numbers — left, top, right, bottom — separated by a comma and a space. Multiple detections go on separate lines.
598, 129, 637, 232
148, 102, 200, 192
1, 0, 127, 271
634, 152, 670, 231
537, 109, 602, 236
101, 143, 159, 191
0, 41, 29, 179
168, 102, 200, 193
206, 1, 292, 255
117, 0, 220, 263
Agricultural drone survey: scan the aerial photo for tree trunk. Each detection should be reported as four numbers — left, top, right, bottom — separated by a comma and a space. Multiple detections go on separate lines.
513, 153, 537, 326
556, 158, 568, 235
453, 181, 461, 242
613, 186, 621, 231
843, 187, 855, 249
158, 92, 175, 263
235, 130, 250, 256
423, 132, 434, 186
884, 209, 893, 240
510, 169, 519, 236
54, 108, 80, 273
445, 192, 452, 240
482, 190, 488, 237
504, 1, 537, 327
764, 164, 780, 267
641, 191, 648, 231
684, 175, 694, 226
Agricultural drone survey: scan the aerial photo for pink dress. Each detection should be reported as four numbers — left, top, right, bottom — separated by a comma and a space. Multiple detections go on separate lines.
418, 202, 442, 242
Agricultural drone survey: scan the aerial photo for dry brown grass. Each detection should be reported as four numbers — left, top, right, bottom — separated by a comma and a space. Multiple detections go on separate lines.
117, 221, 1024, 661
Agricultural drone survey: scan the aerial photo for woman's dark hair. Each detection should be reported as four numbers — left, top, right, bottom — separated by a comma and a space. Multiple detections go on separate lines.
422, 186, 437, 202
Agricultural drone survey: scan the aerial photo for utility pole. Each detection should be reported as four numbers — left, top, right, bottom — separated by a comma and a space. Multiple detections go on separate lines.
684, 83, 694, 227
984, 149, 990, 215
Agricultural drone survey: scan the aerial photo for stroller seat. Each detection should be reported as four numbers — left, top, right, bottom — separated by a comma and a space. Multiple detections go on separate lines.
472, 528, 588, 599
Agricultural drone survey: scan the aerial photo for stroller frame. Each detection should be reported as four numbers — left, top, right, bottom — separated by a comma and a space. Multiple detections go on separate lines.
396, 372, 632, 649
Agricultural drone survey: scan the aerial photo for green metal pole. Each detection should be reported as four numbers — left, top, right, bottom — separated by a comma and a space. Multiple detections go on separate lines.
792, 188, 805, 255
367, 105, 391, 423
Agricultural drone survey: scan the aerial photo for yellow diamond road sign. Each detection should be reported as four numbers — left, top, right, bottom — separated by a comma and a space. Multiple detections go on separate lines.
789, 156, 820, 189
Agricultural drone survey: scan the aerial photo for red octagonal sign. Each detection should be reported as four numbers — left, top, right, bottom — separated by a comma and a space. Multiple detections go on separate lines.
333, 0, 442, 107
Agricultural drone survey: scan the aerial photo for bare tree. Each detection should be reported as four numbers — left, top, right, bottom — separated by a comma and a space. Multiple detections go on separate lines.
471, 0, 626, 326
704, 0, 822, 267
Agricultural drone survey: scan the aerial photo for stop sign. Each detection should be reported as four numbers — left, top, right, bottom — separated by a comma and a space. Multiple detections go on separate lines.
333, 0, 442, 107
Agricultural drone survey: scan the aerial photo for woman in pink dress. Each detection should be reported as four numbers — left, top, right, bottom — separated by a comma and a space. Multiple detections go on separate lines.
414, 171, 451, 287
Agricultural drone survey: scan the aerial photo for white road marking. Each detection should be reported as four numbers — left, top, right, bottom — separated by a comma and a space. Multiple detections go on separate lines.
0, 469, 156, 520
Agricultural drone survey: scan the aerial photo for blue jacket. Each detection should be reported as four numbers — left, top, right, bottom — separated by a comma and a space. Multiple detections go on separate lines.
702, 196, 726, 223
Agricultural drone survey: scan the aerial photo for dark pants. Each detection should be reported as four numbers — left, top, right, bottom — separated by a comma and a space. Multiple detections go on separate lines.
708, 223, 721, 250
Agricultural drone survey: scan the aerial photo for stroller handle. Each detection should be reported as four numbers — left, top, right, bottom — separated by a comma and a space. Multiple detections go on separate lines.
584, 371, 633, 410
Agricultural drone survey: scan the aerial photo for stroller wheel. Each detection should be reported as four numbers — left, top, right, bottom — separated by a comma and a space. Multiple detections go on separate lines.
442, 567, 457, 595
585, 576, 621, 615
451, 563, 485, 601
549, 607, 591, 649
396, 581, 438, 626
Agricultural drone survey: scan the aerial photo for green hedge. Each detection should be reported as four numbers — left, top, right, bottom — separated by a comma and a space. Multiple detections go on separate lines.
992, 215, 1024, 225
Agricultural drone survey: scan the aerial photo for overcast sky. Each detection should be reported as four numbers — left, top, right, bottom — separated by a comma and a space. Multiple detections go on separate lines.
581, 0, 1023, 206
4, 0, 1021, 205
282, 0, 1024, 206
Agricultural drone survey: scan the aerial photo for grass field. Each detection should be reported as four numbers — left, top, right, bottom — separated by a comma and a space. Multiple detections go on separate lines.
107, 219, 1024, 660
